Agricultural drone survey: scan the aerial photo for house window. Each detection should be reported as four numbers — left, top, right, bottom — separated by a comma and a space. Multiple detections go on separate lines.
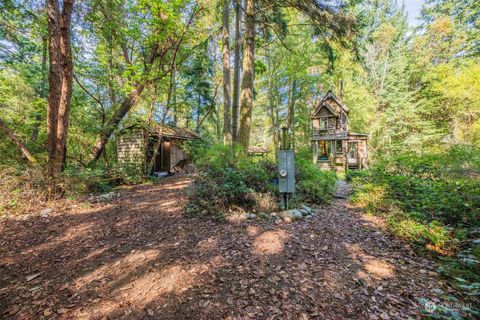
320, 118, 328, 131
335, 140, 343, 153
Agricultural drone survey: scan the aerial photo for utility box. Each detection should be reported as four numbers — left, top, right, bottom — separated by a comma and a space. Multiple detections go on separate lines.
278, 150, 295, 193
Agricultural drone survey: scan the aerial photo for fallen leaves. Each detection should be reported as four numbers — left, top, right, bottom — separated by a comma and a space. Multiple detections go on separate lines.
0, 177, 471, 319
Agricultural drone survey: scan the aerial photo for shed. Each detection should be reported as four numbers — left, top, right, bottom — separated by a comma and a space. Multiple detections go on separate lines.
247, 146, 270, 157
117, 123, 200, 174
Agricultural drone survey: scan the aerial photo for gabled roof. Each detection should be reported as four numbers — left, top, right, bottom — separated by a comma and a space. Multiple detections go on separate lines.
121, 123, 200, 140
311, 90, 349, 118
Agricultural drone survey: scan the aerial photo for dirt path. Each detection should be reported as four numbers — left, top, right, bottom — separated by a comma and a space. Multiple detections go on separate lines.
0, 176, 463, 319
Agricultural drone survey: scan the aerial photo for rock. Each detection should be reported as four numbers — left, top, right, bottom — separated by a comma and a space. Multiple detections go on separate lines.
40, 209, 52, 217
282, 216, 293, 223
248, 213, 256, 219
238, 213, 249, 221
270, 212, 277, 217
289, 209, 303, 220
299, 209, 310, 217
301, 204, 313, 214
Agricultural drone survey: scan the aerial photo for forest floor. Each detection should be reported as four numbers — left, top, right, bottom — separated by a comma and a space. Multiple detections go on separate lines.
0, 176, 472, 319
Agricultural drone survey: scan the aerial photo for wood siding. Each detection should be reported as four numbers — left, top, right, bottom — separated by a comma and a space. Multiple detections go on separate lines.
117, 130, 145, 166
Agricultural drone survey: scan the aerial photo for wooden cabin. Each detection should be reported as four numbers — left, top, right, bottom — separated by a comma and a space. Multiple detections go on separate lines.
311, 90, 368, 172
117, 123, 199, 174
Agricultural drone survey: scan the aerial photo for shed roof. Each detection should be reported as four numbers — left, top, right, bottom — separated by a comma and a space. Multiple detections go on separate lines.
248, 146, 270, 153
122, 123, 200, 140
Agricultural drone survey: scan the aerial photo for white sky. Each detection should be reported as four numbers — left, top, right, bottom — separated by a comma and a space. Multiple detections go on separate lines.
404, 0, 424, 26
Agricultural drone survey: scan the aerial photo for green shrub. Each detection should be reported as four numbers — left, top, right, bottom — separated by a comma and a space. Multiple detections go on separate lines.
348, 145, 480, 297
296, 148, 337, 204
187, 144, 277, 217
188, 145, 337, 217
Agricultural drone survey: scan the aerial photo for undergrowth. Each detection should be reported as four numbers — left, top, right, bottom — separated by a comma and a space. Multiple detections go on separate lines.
347, 145, 480, 310
186, 144, 337, 218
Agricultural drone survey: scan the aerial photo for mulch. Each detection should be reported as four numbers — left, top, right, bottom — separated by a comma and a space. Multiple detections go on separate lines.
0, 176, 471, 319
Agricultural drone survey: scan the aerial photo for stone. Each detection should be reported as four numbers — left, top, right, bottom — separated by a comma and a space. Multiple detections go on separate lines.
299, 209, 310, 217
40, 209, 52, 217
289, 209, 303, 220
237, 213, 249, 221
282, 216, 293, 223
270, 212, 277, 217
301, 204, 313, 214
248, 213, 256, 219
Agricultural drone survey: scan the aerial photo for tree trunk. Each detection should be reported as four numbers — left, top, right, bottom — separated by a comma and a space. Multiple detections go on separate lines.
46, 0, 74, 179
0, 117, 37, 164
238, 0, 254, 150
221, 0, 232, 144
231, 0, 241, 142
89, 84, 145, 163
54, 0, 74, 174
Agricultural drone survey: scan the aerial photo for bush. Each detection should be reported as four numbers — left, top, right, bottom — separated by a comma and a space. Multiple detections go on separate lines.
348, 145, 480, 296
187, 145, 338, 218
186, 144, 278, 217
0, 165, 48, 216
296, 148, 337, 204
348, 146, 480, 249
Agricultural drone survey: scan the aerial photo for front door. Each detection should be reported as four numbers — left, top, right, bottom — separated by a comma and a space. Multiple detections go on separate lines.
161, 141, 171, 171
347, 142, 358, 164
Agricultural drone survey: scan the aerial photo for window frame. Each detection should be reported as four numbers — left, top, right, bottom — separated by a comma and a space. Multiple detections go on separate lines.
319, 118, 328, 131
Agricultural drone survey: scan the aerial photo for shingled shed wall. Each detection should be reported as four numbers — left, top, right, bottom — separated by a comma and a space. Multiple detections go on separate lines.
117, 130, 145, 167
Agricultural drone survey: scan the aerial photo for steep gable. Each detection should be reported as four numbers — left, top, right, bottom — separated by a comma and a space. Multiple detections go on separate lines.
311, 90, 349, 118
313, 104, 337, 118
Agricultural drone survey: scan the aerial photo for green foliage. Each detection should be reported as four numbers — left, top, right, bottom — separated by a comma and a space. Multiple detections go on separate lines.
0, 165, 47, 216
63, 165, 113, 196
348, 145, 480, 303
187, 144, 278, 217
62, 160, 149, 196
349, 146, 480, 249
296, 148, 337, 204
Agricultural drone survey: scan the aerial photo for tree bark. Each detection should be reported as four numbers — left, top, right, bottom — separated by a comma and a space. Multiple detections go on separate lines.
231, 0, 241, 142
46, 0, 74, 179
222, 0, 232, 144
0, 117, 37, 164
238, 0, 254, 150
54, 0, 74, 174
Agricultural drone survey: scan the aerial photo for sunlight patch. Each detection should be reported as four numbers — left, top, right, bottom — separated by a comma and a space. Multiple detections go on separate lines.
345, 243, 395, 279
252, 230, 290, 255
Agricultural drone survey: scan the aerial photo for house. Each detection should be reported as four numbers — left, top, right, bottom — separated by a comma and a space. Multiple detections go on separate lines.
311, 90, 368, 172
117, 123, 199, 174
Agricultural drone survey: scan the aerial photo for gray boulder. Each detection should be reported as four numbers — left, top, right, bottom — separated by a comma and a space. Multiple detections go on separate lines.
299, 209, 310, 217
301, 204, 313, 214
289, 209, 303, 220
